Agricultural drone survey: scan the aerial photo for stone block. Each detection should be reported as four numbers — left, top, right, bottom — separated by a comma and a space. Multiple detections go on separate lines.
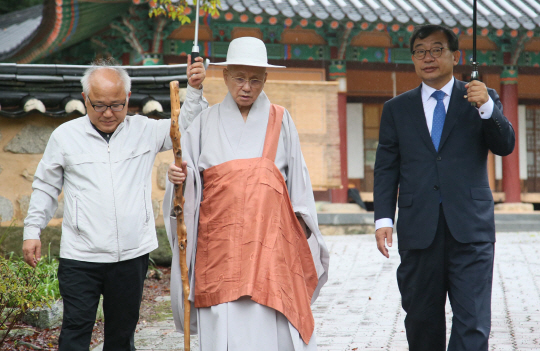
319, 224, 375, 235
494, 202, 535, 212
157, 162, 169, 190
0, 226, 62, 258
22, 165, 38, 182
0, 196, 13, 222
0, 326, 34, 339
1, 226, 173, 265
149, 227, 172, 266
4, 125, 54, 154
18, 195, 30, 218
22, 300, 63, 329
21, 169, 34, 182
154, 296, 171, 302
318, 202, 367, 213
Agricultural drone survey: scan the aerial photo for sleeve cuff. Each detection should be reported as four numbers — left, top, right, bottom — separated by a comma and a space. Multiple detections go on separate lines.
375, 218, 394, 230
478, 96, 494, 119
186, 84, 203, 98
23, 226, 41, 240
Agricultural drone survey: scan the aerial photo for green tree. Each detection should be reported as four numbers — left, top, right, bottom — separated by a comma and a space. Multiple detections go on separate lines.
148, 0, 220, 24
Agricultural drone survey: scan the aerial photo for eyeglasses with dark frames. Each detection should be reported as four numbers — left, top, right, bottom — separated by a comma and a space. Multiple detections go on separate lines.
87, 97, 126, 112
226, 71, 264, 89
412, 47, 447, 60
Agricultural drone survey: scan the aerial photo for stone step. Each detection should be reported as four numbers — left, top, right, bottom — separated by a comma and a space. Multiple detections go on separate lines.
317, 212, 540, 232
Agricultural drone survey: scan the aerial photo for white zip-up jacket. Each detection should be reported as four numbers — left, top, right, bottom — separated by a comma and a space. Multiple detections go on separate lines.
24, 115, 172, 262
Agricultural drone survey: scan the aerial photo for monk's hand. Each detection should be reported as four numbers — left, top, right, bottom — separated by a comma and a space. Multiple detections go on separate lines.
375, 227, 393, 258
187, 54, 206, 90
168, 161, 187, 185
464, 80, 489, 108
23, 239, 41, 268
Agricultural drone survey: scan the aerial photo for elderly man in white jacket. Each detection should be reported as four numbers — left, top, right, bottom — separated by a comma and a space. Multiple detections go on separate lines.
22, 59, 172, 351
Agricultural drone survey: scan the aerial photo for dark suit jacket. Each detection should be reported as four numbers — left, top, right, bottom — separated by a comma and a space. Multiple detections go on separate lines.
374, 80, 515, 250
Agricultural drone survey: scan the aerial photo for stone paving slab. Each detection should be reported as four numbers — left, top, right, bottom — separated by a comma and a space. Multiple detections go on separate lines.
92, 232, 540, 351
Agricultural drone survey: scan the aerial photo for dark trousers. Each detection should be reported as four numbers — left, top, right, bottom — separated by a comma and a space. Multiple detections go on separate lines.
397, 206, 494, 351
58, 254, 149, 351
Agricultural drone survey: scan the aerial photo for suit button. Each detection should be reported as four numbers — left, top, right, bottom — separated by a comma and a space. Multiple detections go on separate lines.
436, 156, 442, 161
434, 185, 439, 190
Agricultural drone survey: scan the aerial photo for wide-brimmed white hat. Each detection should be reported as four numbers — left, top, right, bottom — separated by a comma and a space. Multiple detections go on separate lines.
211, 37, 285, 68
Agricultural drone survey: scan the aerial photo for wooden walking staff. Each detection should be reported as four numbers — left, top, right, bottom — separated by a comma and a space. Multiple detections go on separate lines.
169, 80, 191, 351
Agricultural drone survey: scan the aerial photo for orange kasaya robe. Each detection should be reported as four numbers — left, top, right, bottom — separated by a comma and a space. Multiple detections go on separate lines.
194, 104, 319, 344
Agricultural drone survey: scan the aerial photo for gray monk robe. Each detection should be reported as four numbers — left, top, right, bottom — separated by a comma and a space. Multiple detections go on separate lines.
163, 86, 329, 351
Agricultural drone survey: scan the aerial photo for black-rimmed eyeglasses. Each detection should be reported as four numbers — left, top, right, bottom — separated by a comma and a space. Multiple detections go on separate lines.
87, 97, 126, 112
412, 47, 448, 60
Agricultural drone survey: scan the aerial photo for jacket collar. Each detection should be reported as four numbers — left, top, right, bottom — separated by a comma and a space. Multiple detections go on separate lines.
83, 115, 126, 140
407, 85, 436, 154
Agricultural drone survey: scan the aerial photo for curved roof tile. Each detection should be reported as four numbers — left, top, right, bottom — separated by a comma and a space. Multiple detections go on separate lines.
0, 5, 42, 59
0, 62, 188, 119
217, 0, 540, 29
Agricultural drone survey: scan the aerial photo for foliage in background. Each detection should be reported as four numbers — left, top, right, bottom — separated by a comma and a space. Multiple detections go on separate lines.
148, 0, 220, 23
0, 252, 59, 346
0, 222, 17, 248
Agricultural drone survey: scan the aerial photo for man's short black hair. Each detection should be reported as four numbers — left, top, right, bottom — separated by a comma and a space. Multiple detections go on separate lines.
409, 25, 459, 53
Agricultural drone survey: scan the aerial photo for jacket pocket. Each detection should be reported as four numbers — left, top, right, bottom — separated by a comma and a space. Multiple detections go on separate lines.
144, 185, 149, 223
75, 196, 80, 231
116, 183, 146, 251
470, 187, 493, 201
398, 194, 413, 208
65, 153, 106, 167
72, 191, 116, 253
113, 145, 152, 163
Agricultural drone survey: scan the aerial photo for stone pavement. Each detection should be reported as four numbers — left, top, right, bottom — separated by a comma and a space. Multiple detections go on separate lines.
93, 232, 540, 350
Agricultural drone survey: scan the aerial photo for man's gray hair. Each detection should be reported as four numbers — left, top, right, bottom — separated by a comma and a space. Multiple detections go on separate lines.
81, 58, 131, 97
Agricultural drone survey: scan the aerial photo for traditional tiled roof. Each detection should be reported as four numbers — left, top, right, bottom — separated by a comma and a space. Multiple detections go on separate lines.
0, 5, 42, 61
0, 63, 188, 119
2, 0, 131, 64
2, 0, 540, 65
218, 0, 540, 30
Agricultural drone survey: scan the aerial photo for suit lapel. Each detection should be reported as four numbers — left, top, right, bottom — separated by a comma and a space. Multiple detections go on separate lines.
406, 85, 437, 154
438, 80, 468, 152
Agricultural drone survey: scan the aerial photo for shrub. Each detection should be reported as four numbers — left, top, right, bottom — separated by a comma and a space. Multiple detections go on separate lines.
0, 253, 58, 346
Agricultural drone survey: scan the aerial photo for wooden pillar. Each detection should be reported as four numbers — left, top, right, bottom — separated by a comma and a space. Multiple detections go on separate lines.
329, 61, 348, 203
500, 66, 521, 203
331, 89, 349, 203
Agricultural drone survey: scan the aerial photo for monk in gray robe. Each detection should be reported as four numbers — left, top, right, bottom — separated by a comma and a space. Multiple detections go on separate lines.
164, 37, 329, 351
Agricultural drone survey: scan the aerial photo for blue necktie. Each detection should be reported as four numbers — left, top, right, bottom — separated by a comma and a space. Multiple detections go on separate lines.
431, 90, 446, 152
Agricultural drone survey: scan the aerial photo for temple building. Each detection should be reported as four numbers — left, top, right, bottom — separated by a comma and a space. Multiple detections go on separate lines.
1, 0, 540, 224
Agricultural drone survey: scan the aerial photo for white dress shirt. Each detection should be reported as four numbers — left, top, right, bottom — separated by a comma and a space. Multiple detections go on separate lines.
375, 77, 495, 230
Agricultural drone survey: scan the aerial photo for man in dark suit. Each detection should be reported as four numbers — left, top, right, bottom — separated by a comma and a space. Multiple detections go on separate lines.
374, 24, 515, 351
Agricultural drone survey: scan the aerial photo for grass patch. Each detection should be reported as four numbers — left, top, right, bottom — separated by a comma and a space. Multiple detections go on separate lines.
145, 300, 173, 323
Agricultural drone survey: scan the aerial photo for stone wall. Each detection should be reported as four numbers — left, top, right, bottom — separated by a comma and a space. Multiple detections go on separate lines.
0, 78, 340, 226
0, 114, 174, 226
202, 77, 341, 189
